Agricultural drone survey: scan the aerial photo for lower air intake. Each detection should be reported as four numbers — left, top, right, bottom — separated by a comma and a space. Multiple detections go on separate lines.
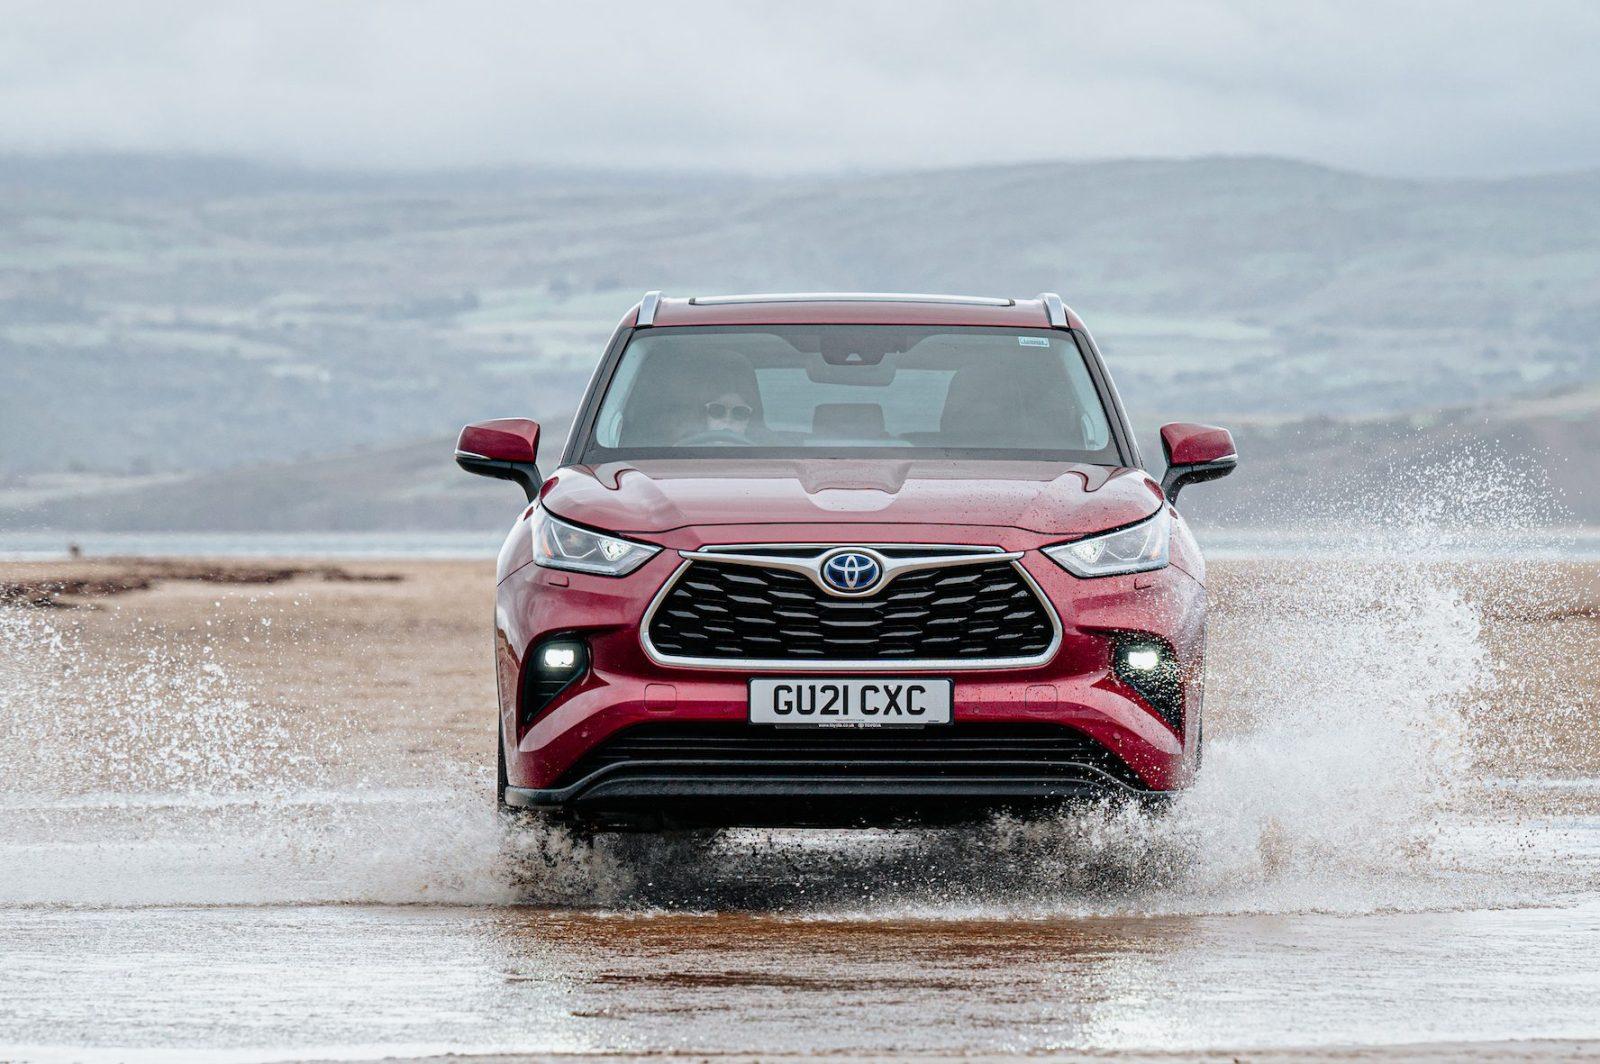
556, 722, 1147, 791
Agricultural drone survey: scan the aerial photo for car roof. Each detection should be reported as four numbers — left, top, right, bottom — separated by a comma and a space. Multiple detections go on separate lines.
629, 292, 1086, 330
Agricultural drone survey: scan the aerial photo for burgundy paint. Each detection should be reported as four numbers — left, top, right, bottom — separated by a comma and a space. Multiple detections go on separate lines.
1160, 422, 1236, 467
493, 541, 1205, 793
540, 460, 1163, 536
469, 295, 1232, 805
458, 418, 540, 464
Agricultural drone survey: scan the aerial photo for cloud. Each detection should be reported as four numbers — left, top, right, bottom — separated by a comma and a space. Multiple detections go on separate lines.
0, 0, 1596, 177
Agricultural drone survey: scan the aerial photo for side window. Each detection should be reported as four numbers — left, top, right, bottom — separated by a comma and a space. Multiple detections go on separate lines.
1059, 348, 1111, 449
592, 347, 649, 447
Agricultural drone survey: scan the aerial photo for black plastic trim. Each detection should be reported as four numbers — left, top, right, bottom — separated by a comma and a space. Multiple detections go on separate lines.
518, 635, 589, 729
1161, 455, 1238, 504
1109, 633, 1184, 733
504, 768, 1164, 828
455, 453, 542, 502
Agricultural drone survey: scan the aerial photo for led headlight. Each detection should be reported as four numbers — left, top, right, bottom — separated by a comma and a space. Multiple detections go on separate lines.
530, 508, 659, 576
1043, 509, 1170, 578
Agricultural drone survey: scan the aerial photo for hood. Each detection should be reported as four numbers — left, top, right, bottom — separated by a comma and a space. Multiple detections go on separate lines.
540, 459, 1163, 536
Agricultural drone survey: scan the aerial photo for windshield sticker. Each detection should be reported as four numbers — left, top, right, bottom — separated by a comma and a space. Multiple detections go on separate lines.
1017, 336, 1050, 347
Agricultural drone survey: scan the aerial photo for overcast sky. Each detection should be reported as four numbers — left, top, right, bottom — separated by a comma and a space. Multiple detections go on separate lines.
2, 0, 1597, 178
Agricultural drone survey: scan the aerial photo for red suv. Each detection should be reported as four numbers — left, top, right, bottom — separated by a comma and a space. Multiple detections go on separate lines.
458, 292, 1236, 831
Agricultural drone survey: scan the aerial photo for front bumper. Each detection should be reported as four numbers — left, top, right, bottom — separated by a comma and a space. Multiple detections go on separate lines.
506, 775, 1164, 830
493, 520, 1207, 827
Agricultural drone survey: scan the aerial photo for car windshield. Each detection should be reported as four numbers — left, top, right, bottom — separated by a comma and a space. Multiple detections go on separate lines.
582, 325, 1120, 463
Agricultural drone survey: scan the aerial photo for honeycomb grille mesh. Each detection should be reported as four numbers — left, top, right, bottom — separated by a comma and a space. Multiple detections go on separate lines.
647, 559, 1054, 662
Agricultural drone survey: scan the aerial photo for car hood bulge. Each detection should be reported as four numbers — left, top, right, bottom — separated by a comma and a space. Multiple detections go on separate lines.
540, 459, 1163, 536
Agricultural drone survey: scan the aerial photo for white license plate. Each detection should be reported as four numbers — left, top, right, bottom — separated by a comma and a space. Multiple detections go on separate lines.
748, 678, 953, 727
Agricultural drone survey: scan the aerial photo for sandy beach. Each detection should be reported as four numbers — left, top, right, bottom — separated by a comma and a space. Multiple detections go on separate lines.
5, 554, 1596, 781
3, 554, 1599, 1060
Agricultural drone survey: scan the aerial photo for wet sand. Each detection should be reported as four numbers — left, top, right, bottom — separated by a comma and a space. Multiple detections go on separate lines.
3, 555, 1600, 1061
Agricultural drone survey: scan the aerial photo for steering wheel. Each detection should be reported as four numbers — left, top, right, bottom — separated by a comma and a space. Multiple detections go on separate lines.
677, 428, 752, 446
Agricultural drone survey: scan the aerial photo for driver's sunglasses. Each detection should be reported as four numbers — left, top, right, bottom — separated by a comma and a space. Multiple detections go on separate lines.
705, 402, 752, 421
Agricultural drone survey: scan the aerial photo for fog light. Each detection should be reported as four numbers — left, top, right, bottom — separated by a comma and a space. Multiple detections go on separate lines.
540, 644, 579, 672
522, 637, 589, 726
1123, 646, 1162, 672
1111, 636, 1182, 731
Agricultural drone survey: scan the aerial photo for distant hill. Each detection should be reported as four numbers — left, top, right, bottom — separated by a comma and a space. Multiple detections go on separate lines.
6, 386, 1594, 531
3, 153, 1599, 482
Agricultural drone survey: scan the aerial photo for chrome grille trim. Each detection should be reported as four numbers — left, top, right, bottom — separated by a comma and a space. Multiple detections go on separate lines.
640, 544, 1061, 672
676, 543, 1021, 598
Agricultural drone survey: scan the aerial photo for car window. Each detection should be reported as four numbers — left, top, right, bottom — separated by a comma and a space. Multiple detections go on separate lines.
586, 325, 1117, 462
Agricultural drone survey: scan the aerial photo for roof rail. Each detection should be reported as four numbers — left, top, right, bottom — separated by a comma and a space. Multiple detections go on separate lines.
636, 290, 662, 327
688, 292, 1014, 307
1037, 292, 1069, 329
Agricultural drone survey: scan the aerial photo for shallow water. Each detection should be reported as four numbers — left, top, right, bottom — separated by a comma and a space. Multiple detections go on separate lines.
5, 891, 1600, 1061
3, 520, 1599, 1058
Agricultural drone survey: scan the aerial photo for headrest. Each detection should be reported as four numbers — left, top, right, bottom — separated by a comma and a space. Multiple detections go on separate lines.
941, 365, 1024, 436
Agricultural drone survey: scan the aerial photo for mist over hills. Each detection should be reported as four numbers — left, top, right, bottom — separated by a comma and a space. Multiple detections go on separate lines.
2, 152, 1597, 529
12, 384, 1597, 531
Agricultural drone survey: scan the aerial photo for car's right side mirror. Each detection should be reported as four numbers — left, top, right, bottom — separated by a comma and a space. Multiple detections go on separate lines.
1158, 422, 1237, 504
456, 418, 542, 501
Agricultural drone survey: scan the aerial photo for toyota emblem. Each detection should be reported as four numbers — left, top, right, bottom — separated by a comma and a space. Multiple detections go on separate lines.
821, 550, 883, 593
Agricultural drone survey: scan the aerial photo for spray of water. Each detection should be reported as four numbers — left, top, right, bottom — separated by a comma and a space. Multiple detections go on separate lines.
496, 554, 1504, 916
0, 607, 513, 907
0, 440, 1589, 913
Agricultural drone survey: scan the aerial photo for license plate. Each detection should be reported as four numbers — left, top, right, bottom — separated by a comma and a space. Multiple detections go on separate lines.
748, 678, 953, 727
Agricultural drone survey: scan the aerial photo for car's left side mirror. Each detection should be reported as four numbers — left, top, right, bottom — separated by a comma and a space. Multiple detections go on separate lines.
1158, 422, 1237, 504
456, 418, 542, 501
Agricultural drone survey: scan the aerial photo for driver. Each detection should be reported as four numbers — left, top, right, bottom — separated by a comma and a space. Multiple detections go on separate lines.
681, 390, 754, 442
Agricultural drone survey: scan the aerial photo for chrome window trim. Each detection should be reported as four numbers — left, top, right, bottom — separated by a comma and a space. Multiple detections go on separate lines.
639, 544, 1062, 672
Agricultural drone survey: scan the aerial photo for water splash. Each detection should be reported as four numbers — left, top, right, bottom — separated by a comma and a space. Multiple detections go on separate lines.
0, 440, 1590, 913
500, 547, 1568, 916
0, 608, 511, 907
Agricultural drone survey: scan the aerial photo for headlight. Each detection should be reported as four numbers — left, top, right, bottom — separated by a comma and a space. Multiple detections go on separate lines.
1044, 509, 1170, 578
530, 508, 659, 576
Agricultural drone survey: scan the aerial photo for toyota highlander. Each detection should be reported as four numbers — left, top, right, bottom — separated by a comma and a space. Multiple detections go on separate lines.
456, 292, 1237, 830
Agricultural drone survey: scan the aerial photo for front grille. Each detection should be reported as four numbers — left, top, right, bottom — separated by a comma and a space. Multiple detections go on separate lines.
647, 559, 1054, 662
557, 722, 1146, 790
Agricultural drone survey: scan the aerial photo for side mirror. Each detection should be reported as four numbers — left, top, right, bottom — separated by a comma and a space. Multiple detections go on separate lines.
456, 418, 542, 501
1159, 422, 1237, 504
